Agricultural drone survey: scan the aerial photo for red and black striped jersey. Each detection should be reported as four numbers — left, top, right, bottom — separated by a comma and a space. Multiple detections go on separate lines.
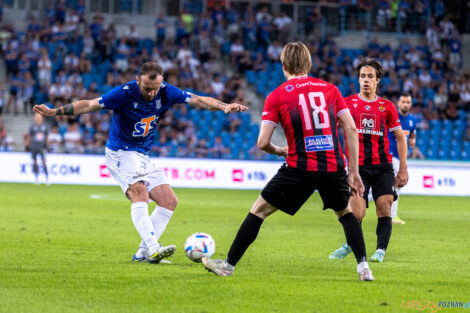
261, 76, 349, 172
345, 94, 401, 166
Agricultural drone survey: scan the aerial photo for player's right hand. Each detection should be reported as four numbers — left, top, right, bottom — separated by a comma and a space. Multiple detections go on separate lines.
278, 145, 288, 157
348, 172, 364, 199
33, 104, 56, 117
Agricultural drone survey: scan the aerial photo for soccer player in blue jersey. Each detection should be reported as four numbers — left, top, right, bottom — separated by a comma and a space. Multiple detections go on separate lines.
33, 62, 248, 263
387, 93, 416, 225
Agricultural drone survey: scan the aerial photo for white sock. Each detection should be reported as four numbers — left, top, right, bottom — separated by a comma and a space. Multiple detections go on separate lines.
151, 206, 174, 240
135, 245, 148, 259
391, 187, 401, 218
376, 248, 385, 253
130, 202, 160, 254
357, 261, 370, 273
139, 206, 173, 248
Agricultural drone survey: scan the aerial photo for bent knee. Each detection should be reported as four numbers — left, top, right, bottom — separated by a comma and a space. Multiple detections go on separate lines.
126, 182, 148, 202
167, 194, 178, 210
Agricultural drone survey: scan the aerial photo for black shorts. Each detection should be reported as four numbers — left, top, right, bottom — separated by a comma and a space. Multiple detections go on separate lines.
31, 149, 46, 162
260, 164, 350, 215
360, 164, 397, 208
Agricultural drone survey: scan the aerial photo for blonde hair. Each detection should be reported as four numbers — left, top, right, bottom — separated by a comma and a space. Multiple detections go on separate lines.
280, 42, 312, 76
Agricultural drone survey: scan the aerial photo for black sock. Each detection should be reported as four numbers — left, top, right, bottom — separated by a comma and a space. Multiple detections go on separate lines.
43, 165, 48, 178
339, 212, 367, 263
376, 217, 392, 251
226, 213, 264, 266
33, 163, 39, 180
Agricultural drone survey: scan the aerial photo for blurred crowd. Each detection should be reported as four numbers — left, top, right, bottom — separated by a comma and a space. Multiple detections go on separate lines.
1, 0, 470, 160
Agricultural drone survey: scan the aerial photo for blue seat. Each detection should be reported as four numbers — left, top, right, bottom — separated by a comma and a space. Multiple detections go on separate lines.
438, 149, 450, 160
246, 70, 256, 84
449, 149, 460, 161
426, 146, 438, 159
249, 124, 260, 134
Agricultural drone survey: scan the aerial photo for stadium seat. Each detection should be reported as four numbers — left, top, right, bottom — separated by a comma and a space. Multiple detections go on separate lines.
438, 149, 449, 160
449, 149, 460, 161
426, 146, 438, 159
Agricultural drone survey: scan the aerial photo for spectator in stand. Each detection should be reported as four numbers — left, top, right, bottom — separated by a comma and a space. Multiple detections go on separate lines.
273, 11, 292, 39
155, 13, 167, 45
448, 33, 462, 70
230, 38, 244, 65
211, 136, 229, 158
63, 122, 82, 154
0, 84, 4, 116
267, 40, 283, 62
48, 125, 62, 153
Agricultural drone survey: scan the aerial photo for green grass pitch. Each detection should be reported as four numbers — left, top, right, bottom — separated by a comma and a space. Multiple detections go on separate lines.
0, 183, 469, 313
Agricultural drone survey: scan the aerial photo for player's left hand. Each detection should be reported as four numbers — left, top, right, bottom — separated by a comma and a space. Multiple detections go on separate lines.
395, 168, 409, 188
224, 103, 248, 114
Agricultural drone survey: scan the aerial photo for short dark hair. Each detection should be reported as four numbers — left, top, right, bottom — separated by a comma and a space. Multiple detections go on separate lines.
138, 62, 163, 80
400, 92, 412, 98
356, 57, 384, 79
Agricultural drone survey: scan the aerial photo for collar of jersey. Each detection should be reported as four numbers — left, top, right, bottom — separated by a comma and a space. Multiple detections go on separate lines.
357, 93, 378, 103
132, 80, 165, 104
287, 75, 309, 81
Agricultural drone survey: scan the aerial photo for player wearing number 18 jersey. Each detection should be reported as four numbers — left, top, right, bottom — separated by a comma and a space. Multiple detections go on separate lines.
202, 42, 375, 281
329, 57, 409, 263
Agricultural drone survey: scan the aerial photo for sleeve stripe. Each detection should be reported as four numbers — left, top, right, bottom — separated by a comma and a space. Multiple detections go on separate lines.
261, 120, 278, 127
389, 126, 402, 132
98, 97, 105, 108
337, 108, 349, 117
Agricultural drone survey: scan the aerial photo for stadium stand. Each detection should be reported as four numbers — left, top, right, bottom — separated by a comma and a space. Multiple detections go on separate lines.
0, 0, 469, 161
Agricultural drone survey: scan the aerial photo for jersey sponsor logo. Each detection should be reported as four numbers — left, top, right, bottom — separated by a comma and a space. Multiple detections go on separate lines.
155, 99, 161, 109
262, 111, 269, 116
379, 105, 385, 112
132, 115, 158, 137
360, 113, 376, 129
133, 102, 139, 109
285, 85, 294, 92
123, 85, 129, 90
34, 132, 45, 141
304, 135, 334, 152
358, 128, 384, 136
365, 105, 371, 111
409, 120, 413, 127
295, 81, 327, 88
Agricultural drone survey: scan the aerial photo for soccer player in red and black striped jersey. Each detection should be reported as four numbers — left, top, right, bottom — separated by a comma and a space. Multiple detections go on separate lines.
329, 57, 409, 263
202, 42, 375, 281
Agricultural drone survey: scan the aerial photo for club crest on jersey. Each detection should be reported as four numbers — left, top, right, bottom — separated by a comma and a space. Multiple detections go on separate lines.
285, 85, 294, 92
133, 102, 139, 109
155, 99, 162, 109
133, 115, 158, 137
365, 105, 371, 111
360, 113, 376, 129
379, 105, 385, 112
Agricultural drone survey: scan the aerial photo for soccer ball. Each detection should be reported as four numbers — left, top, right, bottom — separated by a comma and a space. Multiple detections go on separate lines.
184, 232, 216, 263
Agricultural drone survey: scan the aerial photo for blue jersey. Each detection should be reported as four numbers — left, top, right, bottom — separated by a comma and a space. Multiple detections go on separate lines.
387, 112, 416, 159
99, 80, 191, 153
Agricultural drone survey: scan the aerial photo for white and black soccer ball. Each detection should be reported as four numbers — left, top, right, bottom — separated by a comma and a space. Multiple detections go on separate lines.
184, 232, 215, 263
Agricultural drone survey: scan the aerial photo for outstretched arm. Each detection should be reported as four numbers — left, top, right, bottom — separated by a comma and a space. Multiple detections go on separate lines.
33, 98, 102, 117
188, 93, 248, 114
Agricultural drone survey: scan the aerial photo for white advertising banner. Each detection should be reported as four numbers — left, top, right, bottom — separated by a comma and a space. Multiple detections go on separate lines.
0, 152, 469, 196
